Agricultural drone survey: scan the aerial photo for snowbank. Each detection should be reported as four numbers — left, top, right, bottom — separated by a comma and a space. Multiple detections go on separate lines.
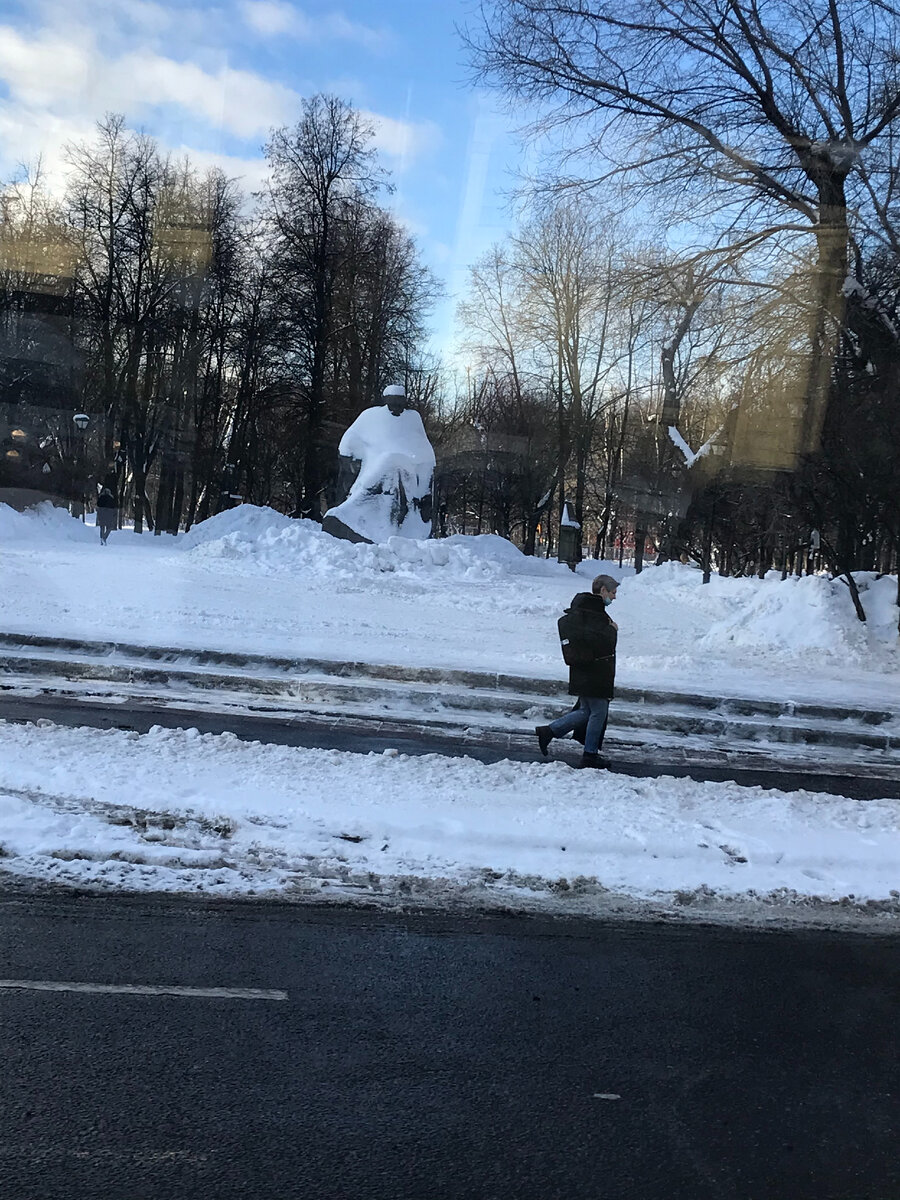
602, 560, 898, 671
178, 503, 297, 550
1, 501, 896, 702
1, 721, 898, 924
0, 501, 94, 544
181, 504, 573, 583
697, 571, 898, 665
858, 573, 900, 642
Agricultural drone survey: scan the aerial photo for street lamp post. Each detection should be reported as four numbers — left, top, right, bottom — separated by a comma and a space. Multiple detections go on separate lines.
72, 413, 90, 520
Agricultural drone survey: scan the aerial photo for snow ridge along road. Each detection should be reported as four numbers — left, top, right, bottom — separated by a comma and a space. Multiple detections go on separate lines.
2, 631, 899, 777
2, 720, 900, 933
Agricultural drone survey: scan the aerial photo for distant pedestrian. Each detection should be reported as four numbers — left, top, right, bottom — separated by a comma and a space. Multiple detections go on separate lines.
96, 486, 118, 545
536, 574, 619, 769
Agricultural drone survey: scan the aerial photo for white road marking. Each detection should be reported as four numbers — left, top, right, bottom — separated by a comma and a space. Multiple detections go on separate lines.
592, 1093, 622, 1100
0, 979, 287, 1000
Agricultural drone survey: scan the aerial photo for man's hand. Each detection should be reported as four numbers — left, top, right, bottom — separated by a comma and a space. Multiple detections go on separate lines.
609, 620, 619, 631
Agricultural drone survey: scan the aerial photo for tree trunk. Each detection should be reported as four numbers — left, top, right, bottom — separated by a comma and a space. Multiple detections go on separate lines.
154, 453, 173, 536
634, 523, 646, 575
168, 467, 185, 535
800, 175, 850, 455
702, 501, 714, 584
842, 571, 867, 623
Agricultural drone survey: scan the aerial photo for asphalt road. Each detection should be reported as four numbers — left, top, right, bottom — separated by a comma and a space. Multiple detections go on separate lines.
1, 689, 898, 800
0, 895, 898, 1200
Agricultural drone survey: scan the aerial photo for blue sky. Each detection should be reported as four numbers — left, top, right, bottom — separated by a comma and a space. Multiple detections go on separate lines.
0, 0, 526, 355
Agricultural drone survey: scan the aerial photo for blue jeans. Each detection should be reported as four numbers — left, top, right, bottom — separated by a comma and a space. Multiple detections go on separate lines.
548, 697, 610, 755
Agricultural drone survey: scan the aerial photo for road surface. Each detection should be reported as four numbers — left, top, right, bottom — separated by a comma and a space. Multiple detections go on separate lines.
0, 894, 898, 1199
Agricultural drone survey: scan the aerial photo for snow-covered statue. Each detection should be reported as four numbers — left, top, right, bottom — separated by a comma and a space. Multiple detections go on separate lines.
322, 384, 435, 544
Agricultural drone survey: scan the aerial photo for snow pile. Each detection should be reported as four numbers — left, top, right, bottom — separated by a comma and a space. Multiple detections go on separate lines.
1, 500, 895, 705
181, 505, 569, 583
0, 501, 95, 544
1, 721, 899, 924
626, 560, 739, 614
443, 533, 572, 577
698, 571, 898, 666
858, 573, 900, 649
179, 504, 297, 550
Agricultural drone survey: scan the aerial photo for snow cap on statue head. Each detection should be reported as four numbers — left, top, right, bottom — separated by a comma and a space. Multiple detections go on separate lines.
383, 383, 407, 415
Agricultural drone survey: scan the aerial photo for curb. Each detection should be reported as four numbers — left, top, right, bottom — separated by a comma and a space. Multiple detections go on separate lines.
2, 631, 897, 727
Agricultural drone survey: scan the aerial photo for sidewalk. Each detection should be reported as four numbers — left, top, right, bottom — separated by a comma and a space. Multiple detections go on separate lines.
2, 631, 900, 775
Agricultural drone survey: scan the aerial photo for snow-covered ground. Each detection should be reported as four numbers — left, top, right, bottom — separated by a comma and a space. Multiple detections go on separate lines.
1, 720, 898, 928
2, 502, 898, 707
2, 502, 898, 925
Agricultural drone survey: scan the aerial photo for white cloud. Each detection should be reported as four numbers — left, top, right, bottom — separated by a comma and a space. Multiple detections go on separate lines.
112, 51, 297, 138
392, 210, 429, 239
79, 0, 174, 37
173, 144, 271, 195
364, 110, 442, 168
239, 1, 390, 51
0, 26, 93, 109
30, 0, 209, 44
0, 24, 297, 140
321, 12, 388, 51
0, 5, 436, 204
0, 105, 97, 194
241, 0, 296, 36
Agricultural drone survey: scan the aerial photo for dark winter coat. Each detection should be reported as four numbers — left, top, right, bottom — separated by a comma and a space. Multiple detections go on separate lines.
96, 489, 117, 532
558, 591, 617, 699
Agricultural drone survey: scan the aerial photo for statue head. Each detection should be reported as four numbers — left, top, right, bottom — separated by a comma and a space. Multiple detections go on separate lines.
382, 383, 407, 416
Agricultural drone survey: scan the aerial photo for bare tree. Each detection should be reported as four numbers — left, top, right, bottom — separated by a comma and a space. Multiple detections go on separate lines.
458, 245, 556, 550
264, 95, 386, 516
514, 198, 622, 536
467, 0, 900, 457
459, 199, 628, 553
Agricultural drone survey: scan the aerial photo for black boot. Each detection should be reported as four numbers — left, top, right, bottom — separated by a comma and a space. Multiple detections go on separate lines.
535, 726, 553, 757
579, 752, 609, 769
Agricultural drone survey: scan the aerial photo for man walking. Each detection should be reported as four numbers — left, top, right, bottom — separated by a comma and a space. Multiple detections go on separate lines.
96, 485, 118, 545
536, 574, 619, 769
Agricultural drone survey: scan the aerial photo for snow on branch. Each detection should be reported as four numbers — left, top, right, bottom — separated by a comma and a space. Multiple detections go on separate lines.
668, 426, 720, 468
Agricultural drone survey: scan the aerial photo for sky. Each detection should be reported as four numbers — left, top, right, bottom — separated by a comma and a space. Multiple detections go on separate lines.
0, 0, 526, 357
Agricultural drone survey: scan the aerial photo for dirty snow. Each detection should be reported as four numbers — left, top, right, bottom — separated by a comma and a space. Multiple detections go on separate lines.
0, 721, 898, 926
